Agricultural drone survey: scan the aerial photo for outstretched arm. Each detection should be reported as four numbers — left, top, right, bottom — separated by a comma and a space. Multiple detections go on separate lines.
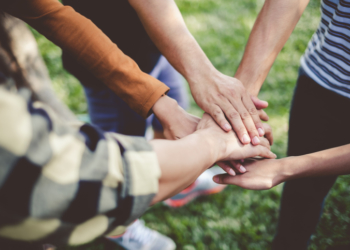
235, 0, 310, 95
2, 0, 168, 118
129, 0, 268, 145
213, 144, 350, 190
0, 87, 275, 245
151, 113, 276, 203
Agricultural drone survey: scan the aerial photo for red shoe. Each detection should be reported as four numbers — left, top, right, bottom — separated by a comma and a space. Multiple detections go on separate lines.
164, 167, 226, 207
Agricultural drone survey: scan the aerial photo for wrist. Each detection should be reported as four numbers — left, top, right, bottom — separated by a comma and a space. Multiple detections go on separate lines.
235, 64, 267, 96
152, 95, 179, 121
186, 64, 218, 88
193, 129, 225, 164
276, 156, 300, 183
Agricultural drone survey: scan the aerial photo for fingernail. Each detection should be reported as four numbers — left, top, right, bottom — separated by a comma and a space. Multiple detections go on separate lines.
258, 128, 264, 136
240, 165, 246, 173
213, 176, 220, 183
224, 124, 231, 131
252, 136, 260, 145
242, 134, 250, 144
229, 169, 236, 176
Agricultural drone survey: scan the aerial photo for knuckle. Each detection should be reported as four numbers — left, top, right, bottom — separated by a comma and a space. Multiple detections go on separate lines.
227, 111, 240, 120
248, 107, 258, 115
211, 108, 223, 119
228, 89, 238, 98
240, 111, 250, 119
217, 93, 225, 99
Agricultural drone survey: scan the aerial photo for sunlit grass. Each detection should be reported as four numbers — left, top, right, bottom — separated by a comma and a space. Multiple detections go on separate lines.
31, 0, 350, 249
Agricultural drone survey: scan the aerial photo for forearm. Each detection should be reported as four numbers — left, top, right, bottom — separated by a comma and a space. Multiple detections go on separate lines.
129, 0, 217, 84
0, 87, 160, 245
235, 0, 309, 96
283, 144, 350, 180
150, 131, 219, 204
3, 0, 168, 118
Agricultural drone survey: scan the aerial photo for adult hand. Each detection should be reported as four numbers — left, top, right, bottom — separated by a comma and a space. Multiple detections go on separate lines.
196, 113, 276, 164
213, 158, 290, 190
217, 122, 274, 176
189, 70, 267, 145
152, 95, 200, 140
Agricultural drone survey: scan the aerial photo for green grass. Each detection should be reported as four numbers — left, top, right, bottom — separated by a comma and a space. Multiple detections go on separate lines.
31, 0, 350, 249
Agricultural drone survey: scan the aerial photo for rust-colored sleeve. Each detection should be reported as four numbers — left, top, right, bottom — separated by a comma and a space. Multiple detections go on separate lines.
3, 0, 169, 118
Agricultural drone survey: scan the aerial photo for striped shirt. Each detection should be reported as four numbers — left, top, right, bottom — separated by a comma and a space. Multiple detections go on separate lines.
301, 0, 350, 98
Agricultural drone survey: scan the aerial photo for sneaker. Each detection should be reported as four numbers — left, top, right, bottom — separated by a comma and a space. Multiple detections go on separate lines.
107, 219, 176, 250
164, 167, 226, 208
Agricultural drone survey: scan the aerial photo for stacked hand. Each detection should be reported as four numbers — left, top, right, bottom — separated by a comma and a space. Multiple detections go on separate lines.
213, 158, 288, 190
152, 78, 278, 187
189, 71, 269, 145
195, 113, 276, 164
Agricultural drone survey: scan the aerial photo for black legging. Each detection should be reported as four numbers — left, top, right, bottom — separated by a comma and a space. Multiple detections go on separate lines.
272, 68, 350, 250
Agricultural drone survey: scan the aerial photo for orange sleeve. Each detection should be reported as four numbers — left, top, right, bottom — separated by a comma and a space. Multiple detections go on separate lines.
3, 0, 169, 118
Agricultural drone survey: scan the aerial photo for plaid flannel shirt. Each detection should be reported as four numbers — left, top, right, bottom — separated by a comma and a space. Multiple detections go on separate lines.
0, 84, 161, 246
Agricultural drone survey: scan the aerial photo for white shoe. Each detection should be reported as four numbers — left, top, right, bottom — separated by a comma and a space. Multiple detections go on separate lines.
107, 219, 176, 250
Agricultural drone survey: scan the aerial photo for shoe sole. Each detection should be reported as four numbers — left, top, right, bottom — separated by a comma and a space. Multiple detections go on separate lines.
163, 185, 226, 208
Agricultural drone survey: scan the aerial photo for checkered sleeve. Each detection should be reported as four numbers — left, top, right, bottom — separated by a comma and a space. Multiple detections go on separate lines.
0, 87, 161, 246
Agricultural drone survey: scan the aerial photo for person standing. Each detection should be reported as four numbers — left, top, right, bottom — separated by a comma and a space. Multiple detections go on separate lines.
61, 0, 227, 248
212, 0, 350, 249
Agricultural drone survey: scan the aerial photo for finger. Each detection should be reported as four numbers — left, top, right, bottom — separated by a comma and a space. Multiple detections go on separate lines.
258, 109, 269, 121
220, 160, 246, 174
220, 102, 251, 144
217, 161, 236, 176
251, 96, 268, 110
213, 173, 241, 185
229, 97, 260, 145
262, 123, 274, 145
230, 160, 247, 174
259, 137, 271, 150
242, 94, 265, 138
209, 105, 232, 132
256, 146, 277, 159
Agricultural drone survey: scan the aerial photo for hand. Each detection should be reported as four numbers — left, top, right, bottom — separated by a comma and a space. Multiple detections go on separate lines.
196, 113, 276, 164
152, 95, 200, 140
189, 70, 268, 145
217, 121, 274, 176
213, 158, 291, 190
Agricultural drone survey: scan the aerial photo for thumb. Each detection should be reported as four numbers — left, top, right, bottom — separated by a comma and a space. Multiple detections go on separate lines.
251, 96, 268, 110
213, 173, 238, 185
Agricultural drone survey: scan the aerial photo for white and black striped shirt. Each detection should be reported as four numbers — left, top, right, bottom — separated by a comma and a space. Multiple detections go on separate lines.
301, 0, 350, 98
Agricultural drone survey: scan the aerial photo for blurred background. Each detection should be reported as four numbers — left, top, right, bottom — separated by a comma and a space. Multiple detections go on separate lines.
30, 0, 350, 249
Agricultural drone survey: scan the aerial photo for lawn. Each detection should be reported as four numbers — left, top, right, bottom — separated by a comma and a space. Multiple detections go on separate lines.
32, 0, 350, 249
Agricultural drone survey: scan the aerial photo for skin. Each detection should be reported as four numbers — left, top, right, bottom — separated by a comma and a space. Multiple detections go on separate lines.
234, 0, 310, 95
217, 121, 274, 175
153, 97, 273, 175
151, 113, 276, 203
152, 95, 200, 140
213, 144, 350, 190
129, 0, 270, 145
213, 0, 350, 188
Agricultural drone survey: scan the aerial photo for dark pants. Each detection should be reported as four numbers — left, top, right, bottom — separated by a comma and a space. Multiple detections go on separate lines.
272, 68, 350, 250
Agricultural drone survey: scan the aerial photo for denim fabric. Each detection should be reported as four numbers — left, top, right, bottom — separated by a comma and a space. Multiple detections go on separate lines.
83, 55, 188, 135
